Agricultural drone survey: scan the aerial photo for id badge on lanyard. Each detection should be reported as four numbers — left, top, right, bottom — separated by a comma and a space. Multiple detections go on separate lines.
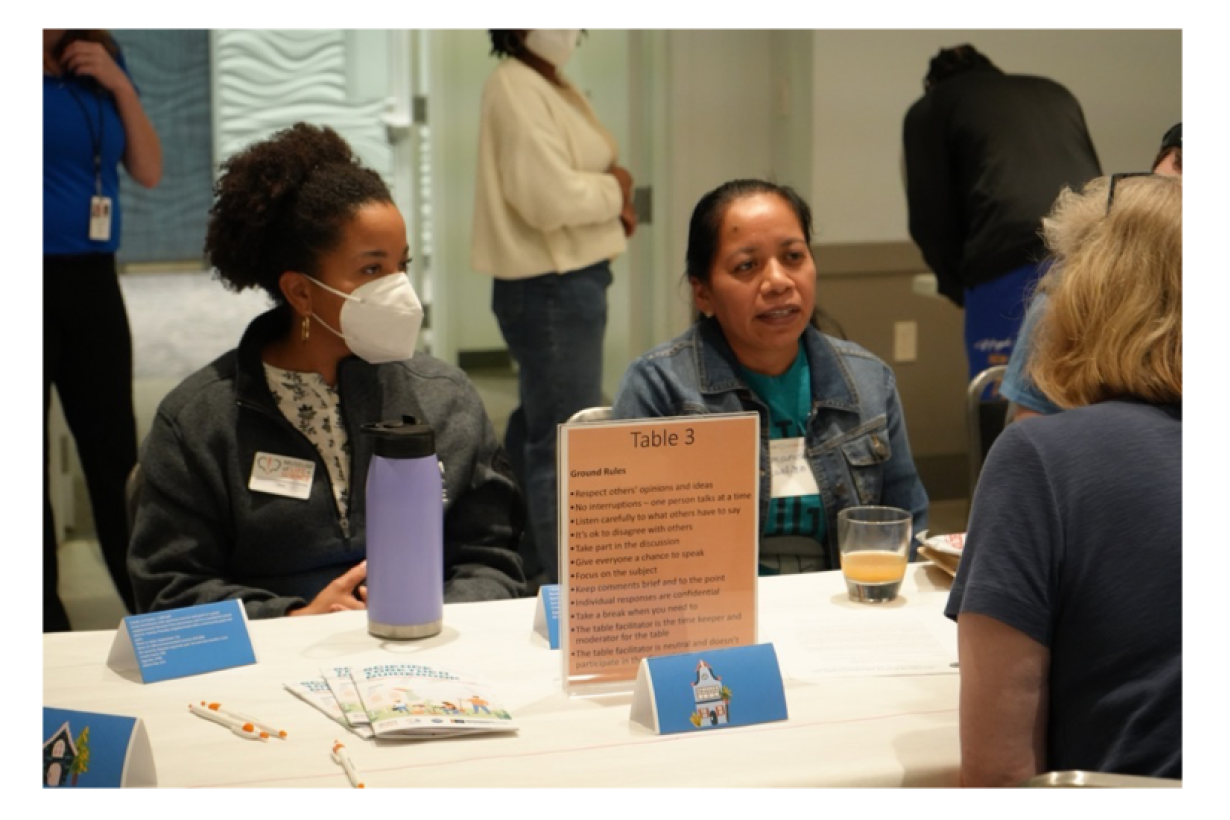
88, 152, 111, 242
89, 193, 112, 242
73, 82, 111, 244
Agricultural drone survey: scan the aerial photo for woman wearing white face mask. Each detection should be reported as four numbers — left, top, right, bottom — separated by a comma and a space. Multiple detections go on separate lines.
129, 123, 526, 618
472, 30, 636, 591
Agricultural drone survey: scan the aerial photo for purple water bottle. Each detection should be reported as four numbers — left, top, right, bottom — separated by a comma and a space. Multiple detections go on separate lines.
362, 416, 443, 640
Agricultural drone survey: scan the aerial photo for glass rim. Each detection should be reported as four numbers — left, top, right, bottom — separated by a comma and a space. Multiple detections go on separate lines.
836, 505, 911, 523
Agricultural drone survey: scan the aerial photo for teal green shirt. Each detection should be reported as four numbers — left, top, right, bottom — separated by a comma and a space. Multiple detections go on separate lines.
739, 343, 826, 572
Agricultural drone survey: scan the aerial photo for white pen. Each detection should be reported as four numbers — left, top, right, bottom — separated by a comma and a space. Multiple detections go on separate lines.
188, 702, 269, 741
201, 701, 288, 739
332, 740, 365, 788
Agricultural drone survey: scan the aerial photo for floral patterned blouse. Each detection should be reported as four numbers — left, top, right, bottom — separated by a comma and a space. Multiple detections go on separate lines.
264, 363, 351, 518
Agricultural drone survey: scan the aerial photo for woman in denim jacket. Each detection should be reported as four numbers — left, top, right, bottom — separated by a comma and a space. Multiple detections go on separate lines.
612, 180, 927, 574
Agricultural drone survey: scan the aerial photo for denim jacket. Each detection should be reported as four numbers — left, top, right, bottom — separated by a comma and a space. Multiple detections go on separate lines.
612, 319, 929, 568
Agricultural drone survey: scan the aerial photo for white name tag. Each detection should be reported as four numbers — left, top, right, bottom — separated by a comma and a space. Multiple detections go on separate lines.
768, 438, 819, 498
89, 196, 113, 242
248, 451, 315, 500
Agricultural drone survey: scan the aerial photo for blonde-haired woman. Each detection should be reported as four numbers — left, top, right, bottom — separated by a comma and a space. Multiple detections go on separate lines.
945, 173, 1181, 785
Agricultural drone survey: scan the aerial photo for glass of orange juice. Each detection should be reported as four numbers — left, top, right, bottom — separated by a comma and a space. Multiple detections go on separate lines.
837, 506, 912, 603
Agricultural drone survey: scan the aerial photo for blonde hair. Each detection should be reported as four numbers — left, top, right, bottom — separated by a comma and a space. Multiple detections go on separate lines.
1029, 174, 1182, 408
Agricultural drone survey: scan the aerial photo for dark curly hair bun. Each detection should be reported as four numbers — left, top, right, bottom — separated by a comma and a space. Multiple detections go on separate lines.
204, 122, 392, 302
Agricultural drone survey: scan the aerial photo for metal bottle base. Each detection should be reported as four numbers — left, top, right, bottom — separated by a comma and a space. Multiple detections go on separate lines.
367, 617, 443, 640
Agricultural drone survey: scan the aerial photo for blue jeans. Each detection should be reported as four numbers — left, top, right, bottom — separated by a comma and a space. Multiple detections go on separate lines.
493, 261, 612, 583
964, 261, 1044, 395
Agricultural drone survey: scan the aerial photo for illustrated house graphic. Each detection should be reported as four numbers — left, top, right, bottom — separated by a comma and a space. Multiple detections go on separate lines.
43, 722, 78, 787
691, 660, 728, 727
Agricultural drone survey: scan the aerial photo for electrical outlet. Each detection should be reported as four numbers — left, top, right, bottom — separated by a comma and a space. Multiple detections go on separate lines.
894, 321, 917, 363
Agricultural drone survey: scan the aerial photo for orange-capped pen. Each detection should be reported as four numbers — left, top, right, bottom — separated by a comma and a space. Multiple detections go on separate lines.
331, 740, 365, 788
202, 701, 288, 739
188, 702, 269, 740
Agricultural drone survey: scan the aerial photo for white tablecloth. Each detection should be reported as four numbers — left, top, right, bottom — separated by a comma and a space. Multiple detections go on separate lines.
42, 565, 960, 788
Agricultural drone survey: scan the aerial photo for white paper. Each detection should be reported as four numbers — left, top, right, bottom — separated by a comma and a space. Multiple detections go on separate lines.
123, 718, 158, 787
767, 438, 820, 498
284, 678, 374, 739
320, 666, 370, 727
765, 607, 958, 680
628, 659, 658, 732
532, 591, 548, 641
106, 620, 137, 673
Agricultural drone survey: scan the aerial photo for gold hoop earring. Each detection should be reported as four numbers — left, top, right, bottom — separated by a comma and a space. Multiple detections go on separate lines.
301, 315, 311, 343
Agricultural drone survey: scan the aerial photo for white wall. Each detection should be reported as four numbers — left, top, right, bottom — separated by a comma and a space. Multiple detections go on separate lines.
428, 30, 634, 398
211, 30, 393, 184
657, 30, 778, 338
425, 29, 497, 364
425, 28, 1181, 396
810, 29, 1182, 244
770, 30, 816, 202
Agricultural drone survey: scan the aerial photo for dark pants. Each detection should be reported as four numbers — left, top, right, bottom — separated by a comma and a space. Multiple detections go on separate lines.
44, 253, 138, 630
492, 262, 612, 584
963, 261, 1044, 389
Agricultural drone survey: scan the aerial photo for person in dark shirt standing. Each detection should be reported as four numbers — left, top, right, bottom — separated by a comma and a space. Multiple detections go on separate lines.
902, 44, 1101, 380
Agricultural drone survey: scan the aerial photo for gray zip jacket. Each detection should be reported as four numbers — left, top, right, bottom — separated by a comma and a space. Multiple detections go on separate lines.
129, 309, 525, 618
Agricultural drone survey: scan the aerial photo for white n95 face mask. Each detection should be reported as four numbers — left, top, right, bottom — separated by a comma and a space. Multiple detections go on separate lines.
525, 29, 580, 68
306, 272, 423, 364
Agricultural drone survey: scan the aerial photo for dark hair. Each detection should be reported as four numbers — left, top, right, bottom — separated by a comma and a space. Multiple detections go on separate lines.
685, 179, 813, 285
1152, 122, 1182, 172
487, 29, 587, 59
204, 123, 393, 303
52, 31, 122, 96
488, 30, 523, 58
924, 44, 999, 90
685, 180, 843, 335
52, 30, 120, 62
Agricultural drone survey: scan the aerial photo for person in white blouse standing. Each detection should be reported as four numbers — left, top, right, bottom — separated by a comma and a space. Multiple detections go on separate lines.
471, 30, 636, 590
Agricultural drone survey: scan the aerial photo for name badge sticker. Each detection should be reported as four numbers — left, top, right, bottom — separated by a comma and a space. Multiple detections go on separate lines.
767, 438, 819, 498
249, 451, 315, 500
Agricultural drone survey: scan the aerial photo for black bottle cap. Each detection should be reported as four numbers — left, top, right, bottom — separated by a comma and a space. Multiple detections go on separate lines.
361, 415, 436, 459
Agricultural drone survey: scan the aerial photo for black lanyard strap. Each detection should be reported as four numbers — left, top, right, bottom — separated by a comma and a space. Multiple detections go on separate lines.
64, 81, 105, 196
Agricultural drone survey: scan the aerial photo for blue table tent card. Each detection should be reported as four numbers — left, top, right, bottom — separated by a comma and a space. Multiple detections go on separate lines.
533, 584, 561, 649
107, 599, 257, 683
630, 644, 788, 734
43, 707, 157, 787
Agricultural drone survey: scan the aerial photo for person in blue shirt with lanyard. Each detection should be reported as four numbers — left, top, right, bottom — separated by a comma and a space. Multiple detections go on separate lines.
613, 180, 928, 575
43, 29, 162, 631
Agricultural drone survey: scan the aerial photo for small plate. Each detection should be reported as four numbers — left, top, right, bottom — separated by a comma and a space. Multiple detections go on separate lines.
922, 532, 966, 557
918, 546, 959, 577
